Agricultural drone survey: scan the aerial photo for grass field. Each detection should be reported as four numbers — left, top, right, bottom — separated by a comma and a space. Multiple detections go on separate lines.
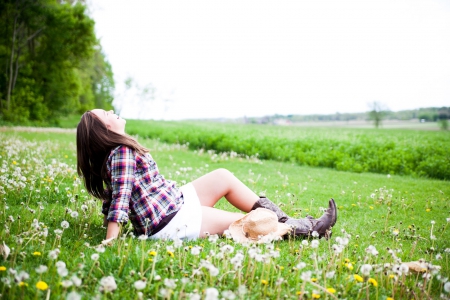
0, 126, 449, 299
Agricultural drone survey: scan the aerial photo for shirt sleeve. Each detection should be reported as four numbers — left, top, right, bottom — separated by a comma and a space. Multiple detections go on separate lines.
106, 146, 136, 223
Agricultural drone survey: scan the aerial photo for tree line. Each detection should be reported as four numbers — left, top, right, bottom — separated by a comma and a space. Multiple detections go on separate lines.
0, 0, 114, 124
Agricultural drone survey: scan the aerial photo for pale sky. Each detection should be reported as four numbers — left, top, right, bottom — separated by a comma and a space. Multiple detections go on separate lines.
88, 0, 450, 120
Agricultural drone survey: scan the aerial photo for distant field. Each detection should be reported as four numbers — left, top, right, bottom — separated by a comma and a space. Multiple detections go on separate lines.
288, 119, 440, 130
125, 120, 450, 180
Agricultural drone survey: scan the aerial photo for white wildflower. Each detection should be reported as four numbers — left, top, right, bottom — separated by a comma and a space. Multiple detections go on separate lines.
99, 276, 117, 293
205, 287, 219, 300
311, 231, 319, 238
300, 271, 312, 281
91, 253, 100, 261
66, 291, 82, 300
61, 280, 73, 288
444, 282, 450, 293
360, 264, 372, 276
311, 240, 319, 248
71, 275, 82, 287
61, 220, 69, 229
134, 280, 146, 290
35, 265, 48, 274
222, 290, 236, 299
164, 278, 176, 289
70, 211, 79, 218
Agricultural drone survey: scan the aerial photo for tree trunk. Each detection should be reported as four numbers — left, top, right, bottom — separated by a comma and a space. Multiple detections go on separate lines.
6, 15, 18, 111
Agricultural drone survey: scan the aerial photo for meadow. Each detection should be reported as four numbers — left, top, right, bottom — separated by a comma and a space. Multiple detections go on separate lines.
0, 125, 449, 300
125, 120, 450, 180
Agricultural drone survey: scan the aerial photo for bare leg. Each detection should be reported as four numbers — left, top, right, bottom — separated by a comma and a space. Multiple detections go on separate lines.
191, 168, 259, 212
199, 206, 244, 237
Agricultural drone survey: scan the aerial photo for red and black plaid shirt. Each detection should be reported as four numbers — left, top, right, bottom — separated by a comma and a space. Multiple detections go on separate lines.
102, 145, 183, 236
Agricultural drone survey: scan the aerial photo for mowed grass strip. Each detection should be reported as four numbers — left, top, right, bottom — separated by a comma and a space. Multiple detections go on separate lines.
0, 129, 449, 299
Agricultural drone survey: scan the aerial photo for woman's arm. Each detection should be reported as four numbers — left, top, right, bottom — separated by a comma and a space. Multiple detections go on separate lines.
106, 221, 120, 240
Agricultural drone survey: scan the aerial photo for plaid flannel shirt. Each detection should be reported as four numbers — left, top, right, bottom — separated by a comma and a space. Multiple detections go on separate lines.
102, 145, 183, 236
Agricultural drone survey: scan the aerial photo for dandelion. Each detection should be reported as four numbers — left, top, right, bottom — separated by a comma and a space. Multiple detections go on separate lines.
148, 251, 157, 256
71, 275, 82, 287
35, 265, 47, 274
301, 271, 312, 281
360, 264, 372, 276
368, 278, 378, 287
205, 287, 219, 300
67, 291, 82, 300
0, 266, 6, 271
61, 280, 73, 288
91, 253, 100, 261
311, 231, 319, 238
444, 282, 450, 293
36, 281, 49, 291
18, 282, 28, 287
261, 279, 269, 285
61, 220, 69, 229
191, 246, 201, 256
222, 290, 236, 300
345, 263, 354, 271
311, 240, 319, 248
326, 287, 336, 294
167, 250, 174, 258
392, 229, 399, 236
426, 208, 431, 212
296, 262, 306, 269
48, 249, 60, 260
70, 211, 79, 218
99, 276, 117, 293
353, 274, 364, 282
164, 278, 177, 289
366, 245, 379, 256
387, 297, 394, 300
134, 280, 146, 290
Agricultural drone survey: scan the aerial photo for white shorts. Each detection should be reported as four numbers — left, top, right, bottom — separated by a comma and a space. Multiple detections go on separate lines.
149, 183, 202, 240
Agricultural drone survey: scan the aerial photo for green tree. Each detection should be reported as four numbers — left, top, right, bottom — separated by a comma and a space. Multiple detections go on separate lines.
0, 0, 113, 123
367, 101, 389, 128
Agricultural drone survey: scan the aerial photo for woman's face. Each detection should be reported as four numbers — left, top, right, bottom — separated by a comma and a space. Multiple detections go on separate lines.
91, 109, 126, 134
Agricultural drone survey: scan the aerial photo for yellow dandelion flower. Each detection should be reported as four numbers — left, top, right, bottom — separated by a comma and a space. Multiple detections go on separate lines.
33, 251, 42, 256
368, 278, 378, 287
387, 297, 394, 300
369, 206, 374, 210
389, 274, 396, 279
353, 274, 364, 282
326, 288, 336, 294
278, 266, 284, 270
148, 251, 157, 256
352, 204, 356, 207
426, 208, 431, 212
344, 258, 350, 263
345, 263, 354, 270
148, 258, 153, 262
19, 282, 28, 287
167, 251, 174, 258
311, 278, 317, 282
13, 161, 17, 165
0, 266, 6, 271
261, 279, 269, 285
312, 293, 321, 298
296, 291, 302, 295
36, 281, 49, 291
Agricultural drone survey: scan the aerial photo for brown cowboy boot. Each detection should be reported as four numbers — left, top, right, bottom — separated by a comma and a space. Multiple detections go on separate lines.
251, 197, 337, 239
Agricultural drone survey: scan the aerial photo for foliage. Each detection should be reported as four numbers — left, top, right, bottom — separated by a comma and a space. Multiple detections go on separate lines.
0, 0, 114, 123
0, 129, 449, 299
125, 120, 450, 180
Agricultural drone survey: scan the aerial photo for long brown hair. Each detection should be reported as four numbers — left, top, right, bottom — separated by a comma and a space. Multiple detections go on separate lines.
76, 111, 148, 200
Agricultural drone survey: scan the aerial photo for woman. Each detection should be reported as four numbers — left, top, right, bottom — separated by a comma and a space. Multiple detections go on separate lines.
76, 109, 337, 242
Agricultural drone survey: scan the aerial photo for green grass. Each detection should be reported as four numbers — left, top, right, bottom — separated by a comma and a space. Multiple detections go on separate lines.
0, 128, 449, 299
125, 120, 450, 180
